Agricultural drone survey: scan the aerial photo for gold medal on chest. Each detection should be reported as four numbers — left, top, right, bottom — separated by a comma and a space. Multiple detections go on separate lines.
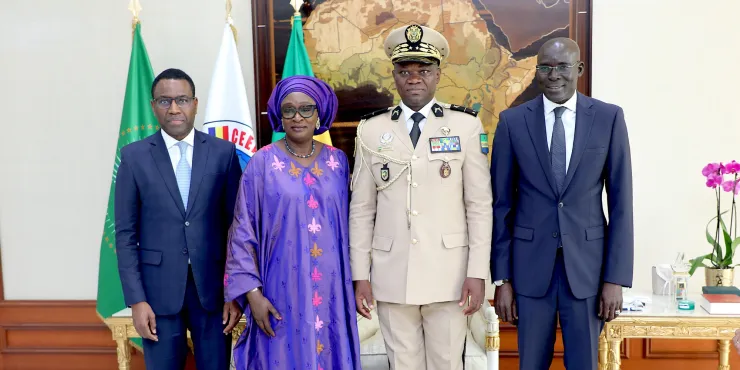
440, 161, 451, 178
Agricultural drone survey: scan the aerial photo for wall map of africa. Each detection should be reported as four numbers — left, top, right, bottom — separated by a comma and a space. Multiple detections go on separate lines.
254, 0, 590, 163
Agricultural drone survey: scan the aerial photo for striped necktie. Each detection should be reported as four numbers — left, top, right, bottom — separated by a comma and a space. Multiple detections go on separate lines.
175, 141, 191, 210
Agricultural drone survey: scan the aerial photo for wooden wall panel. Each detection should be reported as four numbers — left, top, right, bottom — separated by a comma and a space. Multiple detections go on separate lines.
3, 326, 112, 352
0, 353, 144, 370
645, 339, 720, 359
0, 301, 194, 370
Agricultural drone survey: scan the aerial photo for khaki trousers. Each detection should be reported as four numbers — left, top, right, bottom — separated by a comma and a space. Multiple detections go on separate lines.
377, 301, 467, 370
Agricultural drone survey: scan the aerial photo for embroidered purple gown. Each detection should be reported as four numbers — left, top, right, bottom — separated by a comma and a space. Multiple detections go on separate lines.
224, 143, 362, 370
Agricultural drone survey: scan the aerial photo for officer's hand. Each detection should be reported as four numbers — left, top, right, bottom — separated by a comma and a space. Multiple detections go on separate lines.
494, 282, 517, 324
132, 301, 158, 341
459, 277, 485, 315
354, 280, 374, 319
247, 289, 281, 337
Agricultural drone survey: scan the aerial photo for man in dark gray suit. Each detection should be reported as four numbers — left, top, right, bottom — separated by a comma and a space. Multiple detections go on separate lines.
490, 38, 634, 369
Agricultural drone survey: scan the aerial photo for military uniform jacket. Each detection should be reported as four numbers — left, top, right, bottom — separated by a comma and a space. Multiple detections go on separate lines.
349, 102, 493, 305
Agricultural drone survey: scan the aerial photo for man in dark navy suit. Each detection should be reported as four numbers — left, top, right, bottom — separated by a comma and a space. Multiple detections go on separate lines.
115, 68, 243, 369
490, 38, 634, 369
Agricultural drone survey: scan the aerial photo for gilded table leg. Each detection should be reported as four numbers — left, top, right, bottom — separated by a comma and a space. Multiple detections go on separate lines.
111, 324, 131, 370
598, 330, 608, 370
607, 339, 622, 370
115, 338, 131, 370
718, 339, 730, 370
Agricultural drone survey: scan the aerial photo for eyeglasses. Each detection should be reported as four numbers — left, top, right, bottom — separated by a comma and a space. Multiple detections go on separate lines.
535, 62, 580, 74
152, 96, 195, 109
281, 105, 317, 119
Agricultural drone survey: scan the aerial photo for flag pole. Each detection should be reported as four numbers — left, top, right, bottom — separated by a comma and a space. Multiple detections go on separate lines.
226, 0, 237, 43
290, 0, 301, 16
128, 0, 142, 34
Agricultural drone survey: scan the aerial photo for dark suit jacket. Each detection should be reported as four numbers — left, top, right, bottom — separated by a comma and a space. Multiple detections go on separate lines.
115, 130, 242, 315
490, 93, 634, 299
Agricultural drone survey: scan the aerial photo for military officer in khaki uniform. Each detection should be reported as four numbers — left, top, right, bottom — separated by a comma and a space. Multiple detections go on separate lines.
349, 24, 493, 370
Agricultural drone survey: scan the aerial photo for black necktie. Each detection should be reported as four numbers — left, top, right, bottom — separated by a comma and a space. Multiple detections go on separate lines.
410, 112, 424, 148
551, 106, 567, 193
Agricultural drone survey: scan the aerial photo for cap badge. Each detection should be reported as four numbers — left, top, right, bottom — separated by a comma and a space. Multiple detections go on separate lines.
405, 25, 423, 44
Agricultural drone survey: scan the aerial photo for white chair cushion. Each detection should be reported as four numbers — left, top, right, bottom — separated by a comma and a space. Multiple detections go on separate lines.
357, 312, 380, 342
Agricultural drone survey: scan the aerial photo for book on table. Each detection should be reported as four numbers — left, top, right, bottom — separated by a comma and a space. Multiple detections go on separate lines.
701, 286, 740, 296
700, 293, 740, 314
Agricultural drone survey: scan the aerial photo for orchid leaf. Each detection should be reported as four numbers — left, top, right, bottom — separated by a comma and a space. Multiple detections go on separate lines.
720, 216, 733, 266
689, 254, 713, 275
732, 237, 740, 261
705, 211, 730, 263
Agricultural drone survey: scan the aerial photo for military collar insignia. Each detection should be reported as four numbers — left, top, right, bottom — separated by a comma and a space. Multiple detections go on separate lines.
448, 104, 479, 117
391, 106, 402, 121
432, 103, 444, 117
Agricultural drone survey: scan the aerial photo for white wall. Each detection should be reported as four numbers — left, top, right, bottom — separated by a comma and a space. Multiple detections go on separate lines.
592, 0, 740, 293
1, 0, 738, 300
0, 0, 255, 299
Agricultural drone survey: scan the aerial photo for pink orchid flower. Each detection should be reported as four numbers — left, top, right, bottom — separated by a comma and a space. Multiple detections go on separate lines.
722, 180, 740, 195
703, 162, 723, 177
726, 160, 740, 174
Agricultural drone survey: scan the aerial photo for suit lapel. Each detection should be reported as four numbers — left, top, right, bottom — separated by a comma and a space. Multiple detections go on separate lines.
562, 93, 595, 192
524, 96, 558, 197
185, 131, 209, 216
150, 132, 186, 217
390, 106, 413, 152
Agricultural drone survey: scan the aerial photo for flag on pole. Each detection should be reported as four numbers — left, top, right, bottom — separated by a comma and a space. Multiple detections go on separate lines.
271, 13, 332, 146
203, 23, 257, 170
96, 21, 158, 349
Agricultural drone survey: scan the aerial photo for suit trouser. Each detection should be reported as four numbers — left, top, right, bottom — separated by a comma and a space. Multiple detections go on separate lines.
142, 267, 231, 370
377, 300, 467, 370
515, 248, 604, 370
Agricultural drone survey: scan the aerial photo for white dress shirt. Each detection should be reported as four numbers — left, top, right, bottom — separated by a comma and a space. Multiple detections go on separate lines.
161, 128, 194, 263
543, 93, 577, 172
400, 98, 436, 134
161, 128, 194, 171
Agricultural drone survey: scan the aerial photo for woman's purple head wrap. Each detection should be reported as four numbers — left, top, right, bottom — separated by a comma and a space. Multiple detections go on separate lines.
267, 75, 338, 136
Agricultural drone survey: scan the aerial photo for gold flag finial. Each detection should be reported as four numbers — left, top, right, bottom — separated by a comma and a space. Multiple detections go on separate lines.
226, 0, 238, 44
226, 0, 233, 23
128, 0, 142, 26
290, 0, 301, 16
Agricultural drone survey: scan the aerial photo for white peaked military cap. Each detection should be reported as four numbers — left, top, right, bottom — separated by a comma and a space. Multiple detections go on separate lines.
383, 24, 450, 65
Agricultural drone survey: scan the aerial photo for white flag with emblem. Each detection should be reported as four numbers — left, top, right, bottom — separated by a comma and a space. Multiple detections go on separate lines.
203, 23, 256, 170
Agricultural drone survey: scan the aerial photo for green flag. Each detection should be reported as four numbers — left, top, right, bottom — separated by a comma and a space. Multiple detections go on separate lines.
96, 22, 158, 349
271, 15, 332, 145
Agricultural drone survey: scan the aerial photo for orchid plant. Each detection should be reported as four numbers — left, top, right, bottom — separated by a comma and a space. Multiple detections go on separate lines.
689, 160, 740, 275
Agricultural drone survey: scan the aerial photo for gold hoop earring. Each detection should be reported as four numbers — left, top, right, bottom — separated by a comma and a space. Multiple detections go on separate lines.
316, 118, 321, 130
